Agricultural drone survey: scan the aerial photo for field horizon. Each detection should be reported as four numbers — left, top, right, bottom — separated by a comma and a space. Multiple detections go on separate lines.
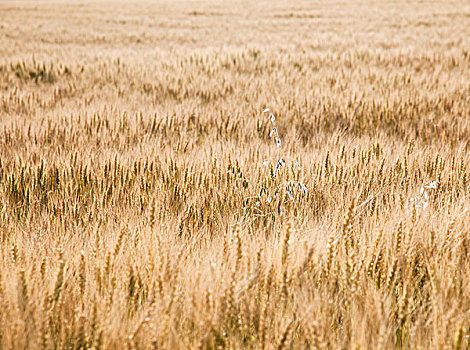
1, 0, 470, 349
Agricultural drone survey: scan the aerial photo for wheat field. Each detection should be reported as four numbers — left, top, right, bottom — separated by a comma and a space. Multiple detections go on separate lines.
1, 0, 470, 349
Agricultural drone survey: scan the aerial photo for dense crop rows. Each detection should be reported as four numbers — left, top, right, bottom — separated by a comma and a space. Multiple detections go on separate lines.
1, 0, 470, 348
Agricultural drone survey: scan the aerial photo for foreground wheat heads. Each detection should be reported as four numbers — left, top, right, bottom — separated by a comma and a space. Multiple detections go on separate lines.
1, 0, 470, 349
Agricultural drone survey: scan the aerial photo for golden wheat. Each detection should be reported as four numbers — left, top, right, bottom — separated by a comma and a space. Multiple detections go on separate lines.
1, 0, 470, 349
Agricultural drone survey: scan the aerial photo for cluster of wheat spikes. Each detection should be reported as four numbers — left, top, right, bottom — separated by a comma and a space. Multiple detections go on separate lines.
1, 0, 470, 349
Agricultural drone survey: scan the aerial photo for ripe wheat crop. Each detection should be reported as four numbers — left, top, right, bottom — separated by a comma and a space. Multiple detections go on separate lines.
1, 0, 470, 349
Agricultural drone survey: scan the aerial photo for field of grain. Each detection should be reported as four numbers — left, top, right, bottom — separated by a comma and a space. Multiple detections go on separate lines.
1, 0, 470, 348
